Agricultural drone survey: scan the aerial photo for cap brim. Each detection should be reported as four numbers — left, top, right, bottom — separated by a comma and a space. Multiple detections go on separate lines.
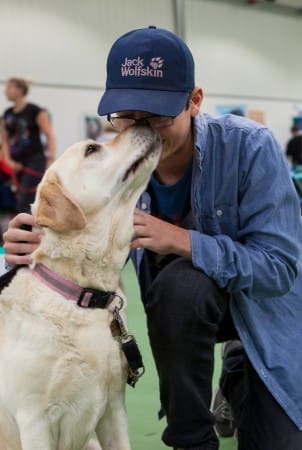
97, 89, 190, 117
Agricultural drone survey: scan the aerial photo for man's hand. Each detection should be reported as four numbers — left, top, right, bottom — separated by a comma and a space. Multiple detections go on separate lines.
3, 213, 42, 266
132, 208, 192, 259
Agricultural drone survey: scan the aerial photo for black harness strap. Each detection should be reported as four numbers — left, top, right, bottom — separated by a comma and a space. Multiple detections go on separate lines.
0, 265, 25, 294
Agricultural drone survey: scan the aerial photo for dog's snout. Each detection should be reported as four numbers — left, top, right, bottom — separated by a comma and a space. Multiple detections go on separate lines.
133, 124, 155, 136
130, 125, 160, 147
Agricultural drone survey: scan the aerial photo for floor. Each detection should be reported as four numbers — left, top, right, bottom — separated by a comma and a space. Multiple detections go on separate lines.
121, 262, 237, 450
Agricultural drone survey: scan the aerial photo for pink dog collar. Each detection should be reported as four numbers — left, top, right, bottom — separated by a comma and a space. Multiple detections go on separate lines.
31, 263, 145, 387
31, 263, 114, 308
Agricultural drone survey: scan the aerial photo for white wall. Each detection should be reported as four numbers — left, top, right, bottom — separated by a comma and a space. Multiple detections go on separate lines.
0, 0, 301, 154
188, 0, 302, 99
186, 0, 302, 148
0, 0, 174, 86
0, 0, 175, 153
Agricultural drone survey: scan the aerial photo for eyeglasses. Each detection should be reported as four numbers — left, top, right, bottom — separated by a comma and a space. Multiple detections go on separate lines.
107, 113, 175, 131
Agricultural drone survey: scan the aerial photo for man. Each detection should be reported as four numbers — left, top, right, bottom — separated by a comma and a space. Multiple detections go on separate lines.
3, 26, 302, 450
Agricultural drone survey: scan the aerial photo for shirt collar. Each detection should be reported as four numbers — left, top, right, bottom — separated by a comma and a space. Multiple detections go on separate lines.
193, 113, 208, 168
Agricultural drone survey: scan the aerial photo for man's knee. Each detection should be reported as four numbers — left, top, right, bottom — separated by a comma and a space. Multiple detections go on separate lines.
145, 257, 227, 330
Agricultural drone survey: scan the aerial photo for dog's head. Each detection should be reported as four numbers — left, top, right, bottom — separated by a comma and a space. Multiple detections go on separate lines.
32, 126, 161, 233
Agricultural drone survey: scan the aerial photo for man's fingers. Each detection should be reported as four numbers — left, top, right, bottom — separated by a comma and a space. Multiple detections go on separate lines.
131, 237, 152, 250
2, 213, 41, 265
133, 210, 148, 225
133, 224, 149, 236
5, 253, 33, 266
8, 212, 35, 229
4, 241, 39, 255
3, 228, 41, 246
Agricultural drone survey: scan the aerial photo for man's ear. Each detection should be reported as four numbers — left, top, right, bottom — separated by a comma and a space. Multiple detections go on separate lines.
34, 172, 87, 232
190, 87, 203, 116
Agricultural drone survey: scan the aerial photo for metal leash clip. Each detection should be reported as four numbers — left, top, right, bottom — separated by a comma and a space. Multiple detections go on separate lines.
112, 302, 131, 343
112, 301, 145, 387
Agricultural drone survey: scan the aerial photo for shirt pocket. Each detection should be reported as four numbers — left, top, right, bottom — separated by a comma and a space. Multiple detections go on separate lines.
201, 204, 238, 239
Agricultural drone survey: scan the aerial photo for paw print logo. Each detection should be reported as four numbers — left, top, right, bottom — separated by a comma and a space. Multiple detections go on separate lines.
149, 57, 164, 69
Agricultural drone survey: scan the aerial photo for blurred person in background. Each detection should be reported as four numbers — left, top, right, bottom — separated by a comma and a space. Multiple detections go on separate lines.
1, 77, 56, 213
286, 124, 302, 169
0, 116, 16, 244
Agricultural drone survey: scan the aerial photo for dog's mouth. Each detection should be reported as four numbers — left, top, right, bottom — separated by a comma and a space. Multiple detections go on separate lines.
122, 143, 158, 182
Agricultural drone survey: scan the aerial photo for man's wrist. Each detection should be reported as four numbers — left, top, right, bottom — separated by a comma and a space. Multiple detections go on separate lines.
172, 228, 192, 259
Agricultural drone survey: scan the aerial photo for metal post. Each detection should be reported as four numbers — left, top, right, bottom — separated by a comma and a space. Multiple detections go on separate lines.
173, 0, 185, 40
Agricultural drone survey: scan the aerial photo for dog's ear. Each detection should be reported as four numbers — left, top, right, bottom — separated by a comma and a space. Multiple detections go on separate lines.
35, 172, 87, 232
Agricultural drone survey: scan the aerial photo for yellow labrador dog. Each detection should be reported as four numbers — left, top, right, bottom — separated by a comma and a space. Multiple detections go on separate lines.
0, 126, 161, 450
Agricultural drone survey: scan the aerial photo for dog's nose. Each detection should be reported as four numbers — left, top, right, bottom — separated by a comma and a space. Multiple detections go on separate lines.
133, 124, 160, 139
130, 125, 160, 143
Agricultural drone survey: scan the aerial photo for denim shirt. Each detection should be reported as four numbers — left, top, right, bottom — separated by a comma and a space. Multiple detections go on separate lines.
131, 112, 302, 429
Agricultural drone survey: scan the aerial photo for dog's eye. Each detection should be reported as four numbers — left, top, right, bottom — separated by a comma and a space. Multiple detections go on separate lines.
85, 143, 101, 157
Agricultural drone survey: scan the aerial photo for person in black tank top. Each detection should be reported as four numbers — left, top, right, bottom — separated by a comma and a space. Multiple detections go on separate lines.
1, 77, 56, 213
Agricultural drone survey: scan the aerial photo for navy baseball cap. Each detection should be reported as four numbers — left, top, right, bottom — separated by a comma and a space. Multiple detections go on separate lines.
97, 26, 195, 117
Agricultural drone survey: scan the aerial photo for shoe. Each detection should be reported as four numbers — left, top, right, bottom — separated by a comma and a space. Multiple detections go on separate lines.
211, 386, 236, 437
210, 340, 241, 437
221, 339, 242, 359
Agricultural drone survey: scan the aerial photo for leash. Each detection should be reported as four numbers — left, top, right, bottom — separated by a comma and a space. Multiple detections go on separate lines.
30, 263, 145, 387
11, 165, 44, 194
0, 265, 25, 294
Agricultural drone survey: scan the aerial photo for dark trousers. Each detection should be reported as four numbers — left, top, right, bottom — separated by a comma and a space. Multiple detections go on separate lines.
16, 155, 46, 213
142, 257, 302, 449
220, 343, 302, 450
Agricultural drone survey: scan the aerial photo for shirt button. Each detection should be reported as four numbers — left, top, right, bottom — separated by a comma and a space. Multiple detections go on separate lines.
141, 202, 147, 210
216, 209, 223, 217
